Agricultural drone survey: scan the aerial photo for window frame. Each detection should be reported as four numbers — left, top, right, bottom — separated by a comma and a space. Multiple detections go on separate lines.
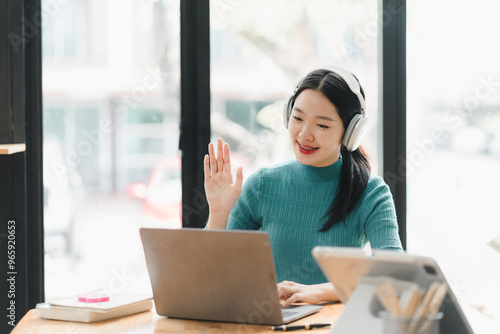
382, 0, 407, 249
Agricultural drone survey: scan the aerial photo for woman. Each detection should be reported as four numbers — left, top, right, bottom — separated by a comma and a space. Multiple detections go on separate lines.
204, 68, 403, 307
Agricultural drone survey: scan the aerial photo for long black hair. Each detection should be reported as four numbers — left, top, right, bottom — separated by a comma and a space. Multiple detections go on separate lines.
284, 68, 371, 231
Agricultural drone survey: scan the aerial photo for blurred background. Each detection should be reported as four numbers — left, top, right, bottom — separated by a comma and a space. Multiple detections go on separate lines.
42, 0, 500, 325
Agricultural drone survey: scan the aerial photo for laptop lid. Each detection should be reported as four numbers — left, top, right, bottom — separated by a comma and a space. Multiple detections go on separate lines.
140, 228, 321, 325
312, 246, 474, 334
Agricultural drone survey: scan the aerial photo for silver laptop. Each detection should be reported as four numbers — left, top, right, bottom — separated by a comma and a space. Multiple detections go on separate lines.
140, 228, 322, 325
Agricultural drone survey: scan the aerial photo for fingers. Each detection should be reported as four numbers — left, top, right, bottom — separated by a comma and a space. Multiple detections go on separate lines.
234, 166, 244, 191
277, 281, 307, 307
203, 154, 210, 182
277, 281, 294, 295
223, 142, 231, 176
278, 287, 302, 307
208, 142, 217, 173
277, 281, 295, 290
279, 282, 328, 307
206, 139, 244, 188
207, 138, 236, 175
283, 293, 302, 308
216, 138, 224, 173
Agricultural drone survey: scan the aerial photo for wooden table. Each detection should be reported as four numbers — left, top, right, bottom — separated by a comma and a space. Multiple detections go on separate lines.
12, 303, 344, 333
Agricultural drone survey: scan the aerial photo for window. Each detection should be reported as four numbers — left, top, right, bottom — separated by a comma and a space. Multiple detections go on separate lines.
407, 0, 500, 320
43, 0, 181, 300
42, 0, 89, 60
210, 0, 383, 177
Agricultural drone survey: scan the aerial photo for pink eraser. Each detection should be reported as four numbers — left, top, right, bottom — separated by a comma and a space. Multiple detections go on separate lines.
78, 293, 110, 303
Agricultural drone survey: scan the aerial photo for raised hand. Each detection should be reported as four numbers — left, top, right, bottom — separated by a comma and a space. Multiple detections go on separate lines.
204, 138, 243, 229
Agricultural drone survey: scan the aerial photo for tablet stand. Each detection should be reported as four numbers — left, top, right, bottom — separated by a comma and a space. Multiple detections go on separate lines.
331, 276, 440, 334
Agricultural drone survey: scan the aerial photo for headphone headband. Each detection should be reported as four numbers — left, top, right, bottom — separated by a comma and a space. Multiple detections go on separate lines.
327, 66, 366, 113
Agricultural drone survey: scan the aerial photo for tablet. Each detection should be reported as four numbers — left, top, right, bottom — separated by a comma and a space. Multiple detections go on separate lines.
312, 246, 474, 334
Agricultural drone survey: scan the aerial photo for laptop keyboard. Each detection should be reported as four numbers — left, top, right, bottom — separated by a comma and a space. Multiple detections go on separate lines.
282, 310, 300, 317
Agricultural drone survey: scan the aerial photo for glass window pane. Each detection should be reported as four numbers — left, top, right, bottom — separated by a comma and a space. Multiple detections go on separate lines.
210, 0, 382, 178
407, 0, 500, 321
43, 0, 180, 300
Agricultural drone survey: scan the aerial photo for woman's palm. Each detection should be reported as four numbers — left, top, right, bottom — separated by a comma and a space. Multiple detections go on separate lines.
204, 139, 243, 214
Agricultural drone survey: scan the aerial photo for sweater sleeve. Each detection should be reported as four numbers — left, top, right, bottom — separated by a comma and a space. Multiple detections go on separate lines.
360, 176, 403, 251
226, 170, 262, 230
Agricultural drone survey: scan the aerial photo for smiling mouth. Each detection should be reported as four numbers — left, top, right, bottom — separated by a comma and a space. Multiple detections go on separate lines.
297, 142, 319, 154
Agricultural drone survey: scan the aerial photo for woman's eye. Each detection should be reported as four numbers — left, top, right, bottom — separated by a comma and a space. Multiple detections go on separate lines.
292, 116, 302, 121
318, 124, 329, 129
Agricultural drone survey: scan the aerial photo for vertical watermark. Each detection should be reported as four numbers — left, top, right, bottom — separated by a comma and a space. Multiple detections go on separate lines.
6, 220, 17, 328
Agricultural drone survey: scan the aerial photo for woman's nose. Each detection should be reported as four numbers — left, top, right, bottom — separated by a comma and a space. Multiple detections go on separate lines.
299, 125, 314, 141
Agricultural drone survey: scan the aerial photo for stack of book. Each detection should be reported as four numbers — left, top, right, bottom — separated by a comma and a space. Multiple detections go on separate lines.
35, 290, 153, 323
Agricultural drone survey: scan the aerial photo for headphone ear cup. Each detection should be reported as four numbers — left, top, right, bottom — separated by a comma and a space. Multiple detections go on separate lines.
343, 114, 370, 151
283, 94, 293, 128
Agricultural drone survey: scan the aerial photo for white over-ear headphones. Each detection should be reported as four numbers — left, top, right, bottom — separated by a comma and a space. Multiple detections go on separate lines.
328, 66, 370, 152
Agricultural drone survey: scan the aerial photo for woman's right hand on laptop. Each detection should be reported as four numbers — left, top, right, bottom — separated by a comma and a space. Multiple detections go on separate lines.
204, 138, 243, 229
278, 281, 340, 307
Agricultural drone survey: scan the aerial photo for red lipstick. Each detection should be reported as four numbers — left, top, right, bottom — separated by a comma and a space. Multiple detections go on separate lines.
297, 141, 318, 155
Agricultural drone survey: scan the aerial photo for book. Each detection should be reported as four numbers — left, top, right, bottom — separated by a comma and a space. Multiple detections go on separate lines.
35, 291, 153, 323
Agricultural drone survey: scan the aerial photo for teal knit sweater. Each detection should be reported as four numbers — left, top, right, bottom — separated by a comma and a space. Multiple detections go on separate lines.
226, 157, 403, 285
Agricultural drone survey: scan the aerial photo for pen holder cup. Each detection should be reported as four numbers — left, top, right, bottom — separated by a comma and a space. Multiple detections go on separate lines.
378, 311, 443, 334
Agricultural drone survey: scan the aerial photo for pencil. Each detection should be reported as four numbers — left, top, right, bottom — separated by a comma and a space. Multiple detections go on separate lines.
400, 286, 424, 318
375, 280, 402, 316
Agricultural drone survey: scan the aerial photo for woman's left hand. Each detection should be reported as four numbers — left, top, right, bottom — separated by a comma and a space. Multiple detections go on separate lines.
277, 281, 339, 307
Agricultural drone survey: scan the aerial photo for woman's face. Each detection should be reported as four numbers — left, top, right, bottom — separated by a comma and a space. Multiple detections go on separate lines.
288, 89, 344, 167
